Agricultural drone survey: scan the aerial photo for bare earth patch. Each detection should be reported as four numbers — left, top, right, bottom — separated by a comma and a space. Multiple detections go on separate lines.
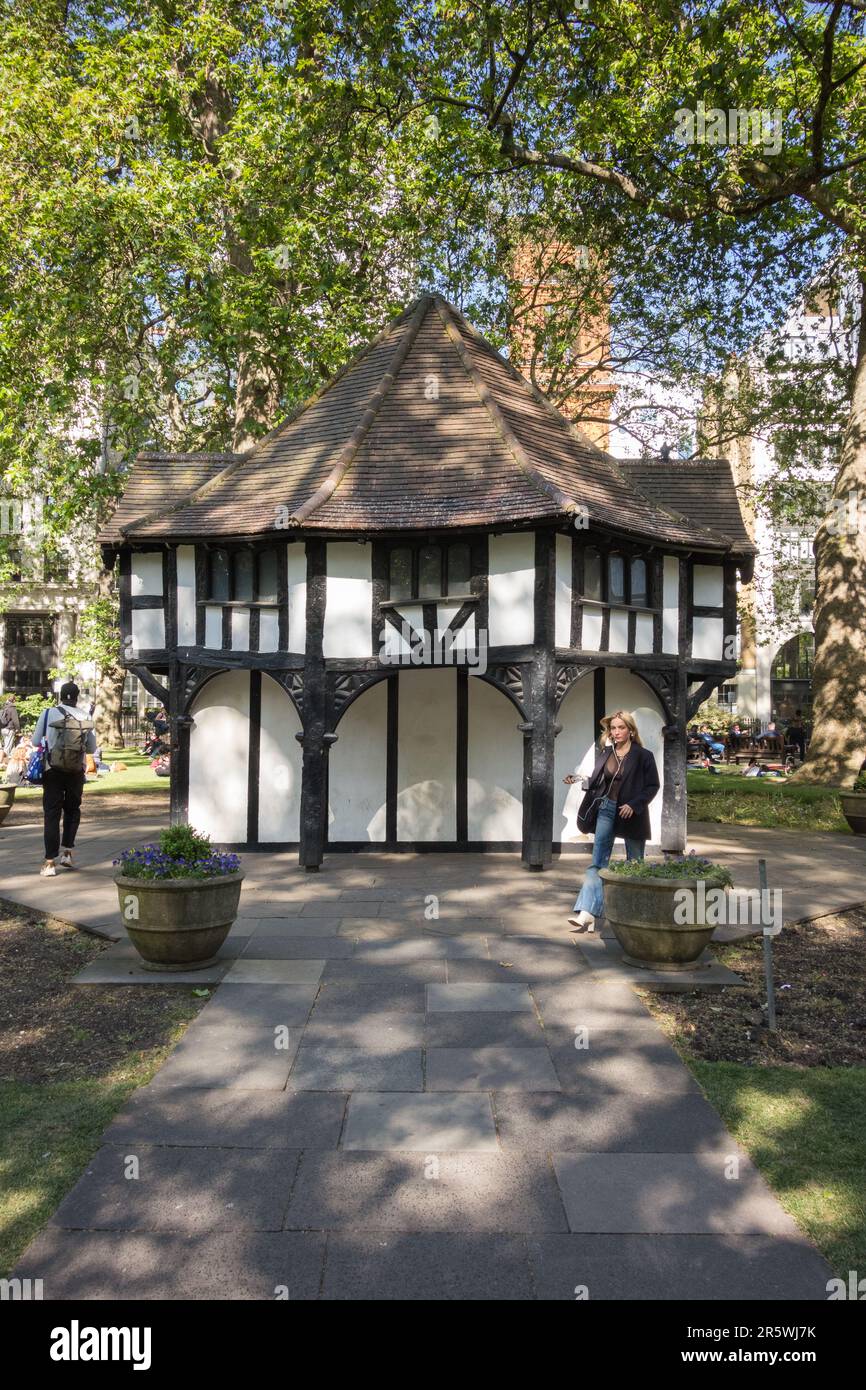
642, 906, 866, 1067
0, 910, 208, 1084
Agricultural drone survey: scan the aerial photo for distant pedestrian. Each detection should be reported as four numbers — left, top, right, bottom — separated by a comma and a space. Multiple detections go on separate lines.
1, 694, 20, 755
31, 681, 96, 877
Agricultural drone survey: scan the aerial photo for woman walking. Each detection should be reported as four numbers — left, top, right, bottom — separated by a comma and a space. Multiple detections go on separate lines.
563, 710, 660, 932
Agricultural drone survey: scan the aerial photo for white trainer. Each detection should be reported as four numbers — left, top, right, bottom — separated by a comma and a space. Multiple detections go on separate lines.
40, 860, 57, 877
59, 849, 74, 869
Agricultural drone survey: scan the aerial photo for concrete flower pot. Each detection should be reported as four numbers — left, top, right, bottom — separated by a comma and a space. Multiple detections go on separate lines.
840, 791, 866, 835
0, 785, 15, 827
114, 871, 244, 971
599, 865, 730, 971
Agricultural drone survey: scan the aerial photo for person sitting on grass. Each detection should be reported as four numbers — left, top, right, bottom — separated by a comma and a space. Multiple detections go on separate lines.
744, 757, 762, 778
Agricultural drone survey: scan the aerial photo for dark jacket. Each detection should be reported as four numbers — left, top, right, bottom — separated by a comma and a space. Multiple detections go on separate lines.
581, 742, 660, 842
0, 701, 20, 733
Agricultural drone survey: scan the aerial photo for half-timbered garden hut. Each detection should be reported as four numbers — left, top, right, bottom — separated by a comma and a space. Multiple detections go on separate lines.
99, 295, 755, 870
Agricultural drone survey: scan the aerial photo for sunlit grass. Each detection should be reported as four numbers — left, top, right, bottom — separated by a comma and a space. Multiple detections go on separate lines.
689, 1061, 866, 1275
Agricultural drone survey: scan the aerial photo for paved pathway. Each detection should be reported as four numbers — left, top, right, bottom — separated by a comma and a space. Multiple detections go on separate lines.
10, 846, 835, 1300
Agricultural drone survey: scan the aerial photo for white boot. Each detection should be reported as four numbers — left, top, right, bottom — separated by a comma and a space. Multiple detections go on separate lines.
568, 910, 595, 932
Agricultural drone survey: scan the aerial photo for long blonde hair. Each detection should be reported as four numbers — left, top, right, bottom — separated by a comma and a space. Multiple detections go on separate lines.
599, 709, 643, 748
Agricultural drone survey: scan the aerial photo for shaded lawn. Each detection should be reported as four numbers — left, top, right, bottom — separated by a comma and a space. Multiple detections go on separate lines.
0, 910, 207, 1275
687, 767, 847, 832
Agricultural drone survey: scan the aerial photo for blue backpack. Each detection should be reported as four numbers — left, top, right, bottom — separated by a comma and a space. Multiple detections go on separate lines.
25, 745, 45, 785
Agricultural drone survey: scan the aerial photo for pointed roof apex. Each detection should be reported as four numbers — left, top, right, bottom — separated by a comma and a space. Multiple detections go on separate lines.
101, 295, 752, 552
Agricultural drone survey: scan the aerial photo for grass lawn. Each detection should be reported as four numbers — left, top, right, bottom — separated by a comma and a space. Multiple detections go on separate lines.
0, 909, 206, 1275
11, 748, 170, 801
643, 907, 866, 1277
690, 1062, 866, 1277
687, 765, 848, 832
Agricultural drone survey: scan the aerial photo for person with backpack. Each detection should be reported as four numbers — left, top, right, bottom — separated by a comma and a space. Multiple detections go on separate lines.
31, 681, 96, 877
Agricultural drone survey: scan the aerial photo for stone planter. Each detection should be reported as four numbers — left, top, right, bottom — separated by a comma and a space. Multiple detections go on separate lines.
0, 785, 15, 827
599, 865, 730, 970
114, 872, 244, 971
840, 791, 866, 836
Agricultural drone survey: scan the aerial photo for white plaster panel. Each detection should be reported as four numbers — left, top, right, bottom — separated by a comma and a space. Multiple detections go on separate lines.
204, 606, 222, 650
467, 676, 522, 841
188, 671, 249, 843
581, 604, 604, 651
663, 555, 680, 654
286, 544, 306, 654
130, 607, 165, 653
635, 612, 655, 655
604, 667, 665, 847
130, 552, 163, 597
692, 615, 725, 661
258, 674, 302, 843
555, 533, 573, 647
487, 533, 535, 647
554, 673, 597, 844
328, 678, 388, 842
609, 607, 629, 654
693, 564, 724, 608
380, 604, 424, 660
231, 608, 250, 652
396, 669, 456, 841
323, 542, 372, 659
176, 545, 197, 646
258, 609, 279, 653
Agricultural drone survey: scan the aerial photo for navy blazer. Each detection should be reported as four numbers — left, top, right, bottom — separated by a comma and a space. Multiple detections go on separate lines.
584, 742, 660, 842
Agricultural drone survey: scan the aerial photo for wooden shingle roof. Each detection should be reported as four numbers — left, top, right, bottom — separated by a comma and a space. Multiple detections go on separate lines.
100, 296, 754, 554
618, 458, 755, 552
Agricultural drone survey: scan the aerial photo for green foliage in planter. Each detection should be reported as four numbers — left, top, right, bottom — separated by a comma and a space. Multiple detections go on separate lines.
606, 854, 733, 887
114, 824, 241, 880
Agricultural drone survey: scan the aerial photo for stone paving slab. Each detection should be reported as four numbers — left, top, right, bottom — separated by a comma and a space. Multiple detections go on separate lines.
547, 1029, 705, 1097
492, 1092, 734, 1152
14, 1228, 327, 1300
288, 1046, 423, 1092
284, 1153, 569, 1232
320, 1232, 533, 1300
242, 917, 345, 938
526, 1234, 832, 1300
189, 984, 319, 1028
144, 1026, 300, 1091
426, 982, 534, 1012
221, 958, 325, 985
424, 1010, 547, 1048
353, 937, 489, 962
319, 958, 447, 984
100, 1089, 347, 1149
51, 1145, 300, 1233
342, 1093, 499, 1151
311, 982, 427, 1015
552, 1154, 803, 1235
302, 1011, 425, 1050
531, 982, 661, 1031
425, 1047, 561, 1092
240, 935, 353, 960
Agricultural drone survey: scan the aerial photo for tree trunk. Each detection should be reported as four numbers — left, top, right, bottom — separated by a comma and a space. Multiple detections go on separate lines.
791, 275, 866, 787
96, 663, 125, 750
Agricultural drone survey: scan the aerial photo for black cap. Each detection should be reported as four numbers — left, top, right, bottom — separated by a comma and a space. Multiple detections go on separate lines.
59, 681, 80, 704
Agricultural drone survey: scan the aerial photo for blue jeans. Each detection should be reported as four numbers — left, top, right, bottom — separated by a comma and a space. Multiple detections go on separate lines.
573, 798, 646, 917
